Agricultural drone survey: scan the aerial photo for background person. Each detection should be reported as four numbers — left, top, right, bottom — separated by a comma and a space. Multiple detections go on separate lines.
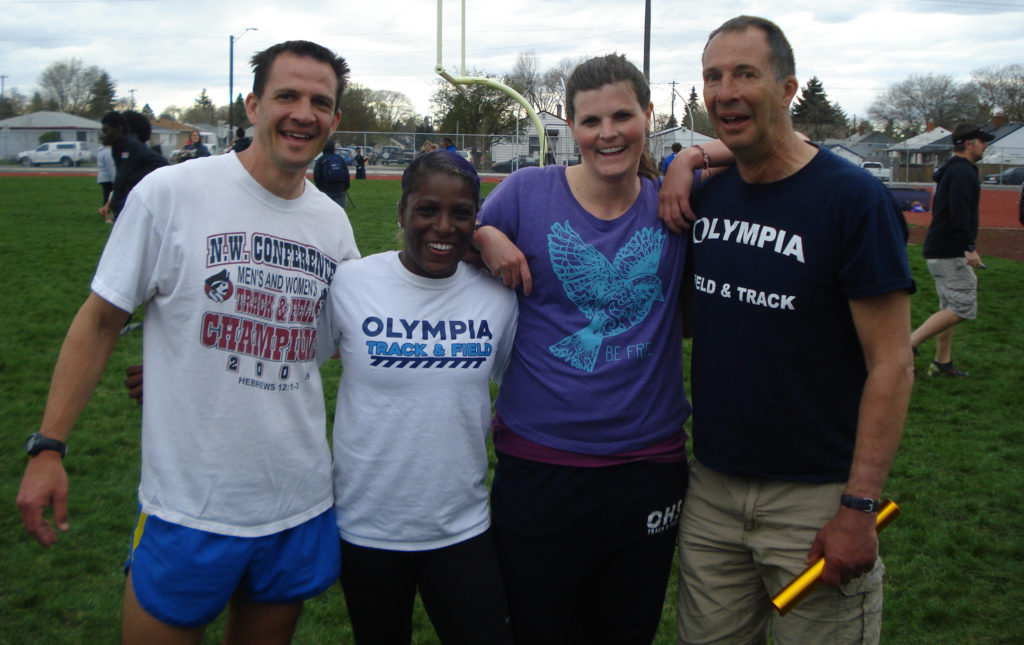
663, 16, 914, 645
96, 143, 114, 208
319, 150, 516, 645
179, 129, 210, 161
354, 147, 367, 179
474, 53, 697, 645
910, 122, 994, 377
313, 139, 350, 208
441, 136, 456, 153
98, 110, 168, 223
231, 126, 252, 153
659, 142, 682, 174
16, 40, 358, 644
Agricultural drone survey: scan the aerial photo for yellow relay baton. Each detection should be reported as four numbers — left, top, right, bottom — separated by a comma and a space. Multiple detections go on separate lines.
771, 499, 900, 616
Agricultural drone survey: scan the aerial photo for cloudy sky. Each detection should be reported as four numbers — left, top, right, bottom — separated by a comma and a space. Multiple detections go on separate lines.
2, 0, 1023, 126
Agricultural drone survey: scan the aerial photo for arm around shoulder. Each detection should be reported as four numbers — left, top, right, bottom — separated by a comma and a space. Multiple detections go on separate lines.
658, 140, 736, 234
473, 225, 533, 296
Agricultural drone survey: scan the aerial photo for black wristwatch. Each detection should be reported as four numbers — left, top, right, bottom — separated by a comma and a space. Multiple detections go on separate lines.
840, 494, 880, 513
24, 433, 67, 458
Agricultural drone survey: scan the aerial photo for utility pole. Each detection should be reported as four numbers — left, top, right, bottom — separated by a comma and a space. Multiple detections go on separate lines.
229, 27, 258, 147
129, 89, 136, 110
0, 75, 7, 99
643, 0, 651, 81
669, 80, 677, 122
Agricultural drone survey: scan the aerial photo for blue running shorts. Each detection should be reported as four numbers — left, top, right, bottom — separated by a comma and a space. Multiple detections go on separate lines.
125, 509, 340, 628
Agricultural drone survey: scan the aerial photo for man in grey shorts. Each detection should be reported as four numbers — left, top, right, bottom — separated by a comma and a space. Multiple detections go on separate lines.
911, 122, 994, 377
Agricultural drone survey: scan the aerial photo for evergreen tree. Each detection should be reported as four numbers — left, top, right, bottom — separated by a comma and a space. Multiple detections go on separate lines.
29, 91, 57, 112
791, 76, 848, 140
85, 71, 117, 118
0, 88, 26, 119
682, 86, 714, 135
183, 88, 216, 124
231, 93, 248, 129
141, 103, 156, 120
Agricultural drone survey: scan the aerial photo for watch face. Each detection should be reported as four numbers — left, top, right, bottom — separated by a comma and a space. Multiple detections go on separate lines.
25, 433, 64, 457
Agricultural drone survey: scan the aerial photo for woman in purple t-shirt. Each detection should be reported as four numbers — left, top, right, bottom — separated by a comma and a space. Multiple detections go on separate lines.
475, 54, 711, 645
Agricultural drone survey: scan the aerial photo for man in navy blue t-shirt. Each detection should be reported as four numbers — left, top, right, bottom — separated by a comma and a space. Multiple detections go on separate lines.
664, 16, 915, 645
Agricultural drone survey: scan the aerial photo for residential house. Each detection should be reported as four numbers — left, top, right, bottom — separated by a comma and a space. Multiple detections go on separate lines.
821, 128, 895, 166
883, 125, 952, 181
822, 143, 866, 167
490, 110, 575, 166
917, 115, 1023, 172
649, 126, 716, 165
0, 111, 101, 160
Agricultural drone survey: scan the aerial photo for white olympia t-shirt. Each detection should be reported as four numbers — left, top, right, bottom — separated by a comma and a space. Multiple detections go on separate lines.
91, 153, 360, 537
318, 252, 518, 550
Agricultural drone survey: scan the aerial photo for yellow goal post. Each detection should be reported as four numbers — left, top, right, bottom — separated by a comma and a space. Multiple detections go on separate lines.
435, 0, 548, 166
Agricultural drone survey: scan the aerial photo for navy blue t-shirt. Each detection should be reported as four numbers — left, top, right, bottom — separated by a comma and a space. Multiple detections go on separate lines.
690, 148, 914, 482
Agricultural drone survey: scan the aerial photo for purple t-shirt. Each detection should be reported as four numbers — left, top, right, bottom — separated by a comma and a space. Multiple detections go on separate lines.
479, 165, 691, 455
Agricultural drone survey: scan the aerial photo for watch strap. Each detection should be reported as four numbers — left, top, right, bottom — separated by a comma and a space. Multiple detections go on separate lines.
25, 433, 67, 458
840, 494, 880, 513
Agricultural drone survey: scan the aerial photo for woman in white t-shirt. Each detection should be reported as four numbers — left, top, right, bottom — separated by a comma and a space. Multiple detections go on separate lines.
317, 150, 517, 645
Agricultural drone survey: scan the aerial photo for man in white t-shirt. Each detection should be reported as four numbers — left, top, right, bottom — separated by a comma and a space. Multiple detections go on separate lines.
16, 40, 359, 644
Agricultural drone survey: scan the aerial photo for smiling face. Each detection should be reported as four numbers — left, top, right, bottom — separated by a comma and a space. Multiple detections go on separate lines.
702, 27, 798, 161
244, 51, 341, 178
568, 81, 652, 183
189, 130, 200, 144
398, 172, 477, 279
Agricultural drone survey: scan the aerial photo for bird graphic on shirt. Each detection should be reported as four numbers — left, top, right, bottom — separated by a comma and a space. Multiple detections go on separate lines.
547, 221, 665, 372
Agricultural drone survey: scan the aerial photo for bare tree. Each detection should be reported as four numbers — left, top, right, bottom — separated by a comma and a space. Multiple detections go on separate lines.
542, 56, 585, 116
159, 106, 183, 122
38, 58, 104, 115
506, 51, 546, 110
505, 53, 584, 116
969, 63, 1024, 122
868, 73, 977, 138
368, 89, 416, 131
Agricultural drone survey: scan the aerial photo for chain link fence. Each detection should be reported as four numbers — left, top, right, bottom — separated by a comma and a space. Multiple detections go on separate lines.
328, 129, 585, 172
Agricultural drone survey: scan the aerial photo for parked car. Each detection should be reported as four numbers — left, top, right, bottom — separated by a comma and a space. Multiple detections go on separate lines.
17, 141, 92, 167
860, 161, 889, 183
490, 155, 540, 173
335, 147, 357, 164
378, 146, 409, 165
982, 167, 1024, 185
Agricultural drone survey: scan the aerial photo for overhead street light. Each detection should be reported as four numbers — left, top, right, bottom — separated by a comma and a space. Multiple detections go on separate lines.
229, 27, 258, 148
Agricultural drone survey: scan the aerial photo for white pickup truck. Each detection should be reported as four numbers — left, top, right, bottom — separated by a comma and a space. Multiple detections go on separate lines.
16, 141, 92, 167
860, 161, 889, 183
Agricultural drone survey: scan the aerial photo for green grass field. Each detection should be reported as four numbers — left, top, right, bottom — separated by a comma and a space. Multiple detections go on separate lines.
1, 175, 1022, 644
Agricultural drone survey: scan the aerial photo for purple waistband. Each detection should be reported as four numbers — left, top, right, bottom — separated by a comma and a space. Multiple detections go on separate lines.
491, 414, 687, 467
